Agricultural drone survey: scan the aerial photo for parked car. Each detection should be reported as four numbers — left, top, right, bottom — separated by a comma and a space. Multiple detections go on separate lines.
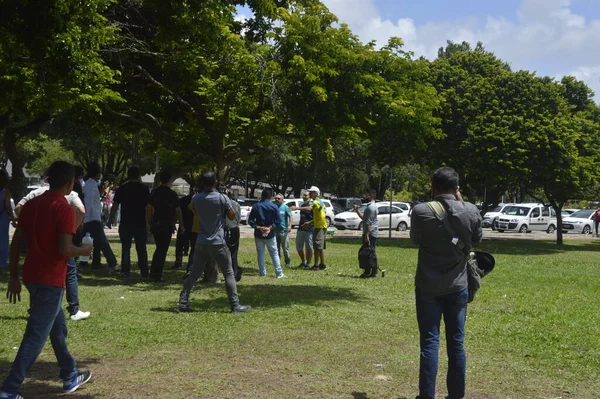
330, 197, 363, 212
482, 203, 513, 229
237, 197, 259, 224
562, 209, 594, 234
391, 201, 411, 212
334, 203, 410, 231
495, 203, 557, 233
285, 198, 336, 227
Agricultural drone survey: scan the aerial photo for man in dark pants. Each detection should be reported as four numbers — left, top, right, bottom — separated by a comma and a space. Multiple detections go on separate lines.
177, 171, 250, 313
410, 167, 482, 399
147, 169, 184, 282
1, 161, 94, 398
225, 195, 242, 281
354, 189, 378, 278
109, 166, 150, 278
172, 187, 195, 269
81, 162, 119, 271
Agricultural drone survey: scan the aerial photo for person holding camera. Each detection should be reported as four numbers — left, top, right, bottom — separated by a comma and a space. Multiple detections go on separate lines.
410, 167, 482, 399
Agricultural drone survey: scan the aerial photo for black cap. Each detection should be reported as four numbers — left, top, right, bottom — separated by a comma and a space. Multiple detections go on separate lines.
474, 251, 495, 276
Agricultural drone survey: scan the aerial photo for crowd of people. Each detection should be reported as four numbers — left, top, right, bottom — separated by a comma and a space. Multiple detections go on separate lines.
0, 162, 482, 399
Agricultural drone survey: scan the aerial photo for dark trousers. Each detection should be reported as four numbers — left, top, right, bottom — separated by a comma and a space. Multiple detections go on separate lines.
1, 284, 77, 394
225, 227, 241, 281
186, 232, 198, 272
175, 230, 193, 265
119, 223, 149, 276
595, 220, 599, 235
360, 236, 378, 276
82, 220, 117, 268
150, 229, 172, 280
415, 287, 468, 399
66, 258, 79, 316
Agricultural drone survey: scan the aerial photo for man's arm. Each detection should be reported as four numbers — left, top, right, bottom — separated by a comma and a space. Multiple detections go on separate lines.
58, 233, 94, 258
6, 227, 25, 303
75, 206, 86, 229
248, 206, 257, 228
286, 210, 292, 232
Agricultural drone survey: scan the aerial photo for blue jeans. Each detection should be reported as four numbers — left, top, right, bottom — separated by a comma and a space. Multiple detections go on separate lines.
276, 230, 291, 265
65, 258, 79, 315
415, 287, 468, 399
1, 283, 77, 394
119, 223, 148, 276
255, 237, 283, 277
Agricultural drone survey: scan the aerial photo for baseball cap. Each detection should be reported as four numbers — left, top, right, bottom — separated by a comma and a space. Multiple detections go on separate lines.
307, 186, 320, 194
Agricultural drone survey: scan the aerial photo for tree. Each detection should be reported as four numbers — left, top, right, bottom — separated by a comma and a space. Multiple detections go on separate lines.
0, 0, 120, 199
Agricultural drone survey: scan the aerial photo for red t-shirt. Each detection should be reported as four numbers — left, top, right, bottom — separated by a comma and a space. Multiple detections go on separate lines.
19, 191, 76, 288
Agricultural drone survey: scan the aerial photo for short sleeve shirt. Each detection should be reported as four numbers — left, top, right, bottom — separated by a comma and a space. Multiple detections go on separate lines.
277, 203, 293, 231
193, 190, 232, 245
20, 191, 76, 288
113, 181, 150, 225
363, 201, 379, 238
148, 185, 179, 231
299, 200, 314, 232
311, 198, 327, 229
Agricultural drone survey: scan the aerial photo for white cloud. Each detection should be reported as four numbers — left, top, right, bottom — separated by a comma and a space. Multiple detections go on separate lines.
321, 0, 600, 103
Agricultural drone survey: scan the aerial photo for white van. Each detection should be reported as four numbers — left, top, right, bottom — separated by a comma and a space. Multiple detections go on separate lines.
495, 203, 557, 233
284, 198, 335, 227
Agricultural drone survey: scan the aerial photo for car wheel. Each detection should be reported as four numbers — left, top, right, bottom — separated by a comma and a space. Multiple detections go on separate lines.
491, 217, 498, 231
519, 224, 528, 234
546, 224, 556, 234
497, 230, 505, 233
326, 217, 332, 227
396, 221, 408, 231
583, 225, 591, 234
358, 222, 363, 231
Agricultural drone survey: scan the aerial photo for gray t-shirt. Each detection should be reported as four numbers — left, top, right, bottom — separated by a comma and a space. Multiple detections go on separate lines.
193, 189, 233, 246
362, 201, 379, 238
225, 200, 241, 230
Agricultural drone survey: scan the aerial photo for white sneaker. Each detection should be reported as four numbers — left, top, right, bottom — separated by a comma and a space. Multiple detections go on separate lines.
277, 274, 287, 279
113, 264, 122, 271
70, 310, 91, 321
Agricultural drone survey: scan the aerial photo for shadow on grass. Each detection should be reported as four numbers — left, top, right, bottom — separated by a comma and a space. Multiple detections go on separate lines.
0, 358, 102, 398
151, 283, 363, 313
328, 236, 600, 255
0, 315, 28, 321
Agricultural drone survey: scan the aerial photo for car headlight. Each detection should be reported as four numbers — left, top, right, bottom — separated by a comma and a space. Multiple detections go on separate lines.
510, 219, 519, 223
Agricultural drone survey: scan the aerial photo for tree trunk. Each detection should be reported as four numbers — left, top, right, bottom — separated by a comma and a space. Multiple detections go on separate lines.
3, 129, 27, 202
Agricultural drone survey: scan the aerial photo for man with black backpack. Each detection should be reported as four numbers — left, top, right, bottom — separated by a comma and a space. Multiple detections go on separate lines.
354, 189, 378, 278
409, 167, 482, 399
147, 169, 184, 282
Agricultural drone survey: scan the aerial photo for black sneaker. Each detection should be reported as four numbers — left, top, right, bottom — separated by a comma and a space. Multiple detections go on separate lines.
231, 305, 251, 314
360, 272, 371, 278
310, 265, 320, 271
170, 263, 182, 270
318, 264, 327, 270
176, 303, 192, 313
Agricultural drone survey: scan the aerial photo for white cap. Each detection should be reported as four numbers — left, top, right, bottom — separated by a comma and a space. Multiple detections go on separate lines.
308, 186, 320, 194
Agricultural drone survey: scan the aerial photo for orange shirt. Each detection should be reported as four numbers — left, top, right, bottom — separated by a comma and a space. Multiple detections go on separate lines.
19, 191, 76, 288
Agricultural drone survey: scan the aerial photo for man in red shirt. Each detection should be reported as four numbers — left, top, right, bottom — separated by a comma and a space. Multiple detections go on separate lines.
1, 161, 94, 398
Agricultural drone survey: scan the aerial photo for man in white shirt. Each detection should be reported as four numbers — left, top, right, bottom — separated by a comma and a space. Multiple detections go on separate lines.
81, 162, 118, 271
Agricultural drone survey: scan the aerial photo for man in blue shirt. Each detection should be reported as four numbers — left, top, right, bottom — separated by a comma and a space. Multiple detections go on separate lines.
274, 194, 293, 267
176, 171, 250, 314
248, 189, 286, 278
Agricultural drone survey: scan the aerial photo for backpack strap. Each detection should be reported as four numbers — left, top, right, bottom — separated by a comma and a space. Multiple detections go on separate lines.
427, 201, 469, 256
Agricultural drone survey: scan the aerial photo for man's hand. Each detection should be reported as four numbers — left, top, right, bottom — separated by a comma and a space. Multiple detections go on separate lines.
79, 244, 94, 258
455, 186, 463, 201
178, 225, 186, 236
363, 234, 370, 244
353, 204, 360, 211
287, 226, 292, 233
7, 276, 21, 304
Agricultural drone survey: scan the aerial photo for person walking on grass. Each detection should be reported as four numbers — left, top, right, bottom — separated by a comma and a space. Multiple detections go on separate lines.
354, 189, 378, 278
0, 161, 94, 399
172, 186, 195, 270
15, 170, 91, 321
248, 188, 286, 278
147, 169, 184, 282
274, 193, 293, 267
225, 193, 243, 281
0, 169, 18, 270
177, 171, 250, 313
410, 167, 482, 399
81, 162, 119, 272
296, 186, 328, 270
593, 206, 600, 237
109, 166, 150, 278
295, 192, 313, 269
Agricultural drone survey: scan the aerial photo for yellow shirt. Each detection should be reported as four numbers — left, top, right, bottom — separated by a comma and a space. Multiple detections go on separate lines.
311, 198, 327, 229
189, 202, 199, 233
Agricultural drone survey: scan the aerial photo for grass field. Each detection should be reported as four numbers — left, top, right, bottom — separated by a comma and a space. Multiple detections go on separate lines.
0, 236, 599, 398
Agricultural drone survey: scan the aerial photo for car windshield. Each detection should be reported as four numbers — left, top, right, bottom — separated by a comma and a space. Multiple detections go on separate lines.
569, 210, 593, 219
490, 205, 502, 212
503, 206, 531, 216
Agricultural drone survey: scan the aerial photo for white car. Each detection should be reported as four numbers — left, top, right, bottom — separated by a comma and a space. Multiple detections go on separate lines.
495, 203, 557, 233
237, 198, 259, 224
482, 203, 513, 229
562, 209, 594, 234
334, 203, 410, 231
285, 198, 335, 227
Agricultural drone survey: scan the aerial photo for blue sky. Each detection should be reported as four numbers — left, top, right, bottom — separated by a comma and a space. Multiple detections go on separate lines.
238, 1, 600, 101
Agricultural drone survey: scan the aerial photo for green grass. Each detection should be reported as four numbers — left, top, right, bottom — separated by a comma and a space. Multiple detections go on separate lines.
0, 237, 599, 398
